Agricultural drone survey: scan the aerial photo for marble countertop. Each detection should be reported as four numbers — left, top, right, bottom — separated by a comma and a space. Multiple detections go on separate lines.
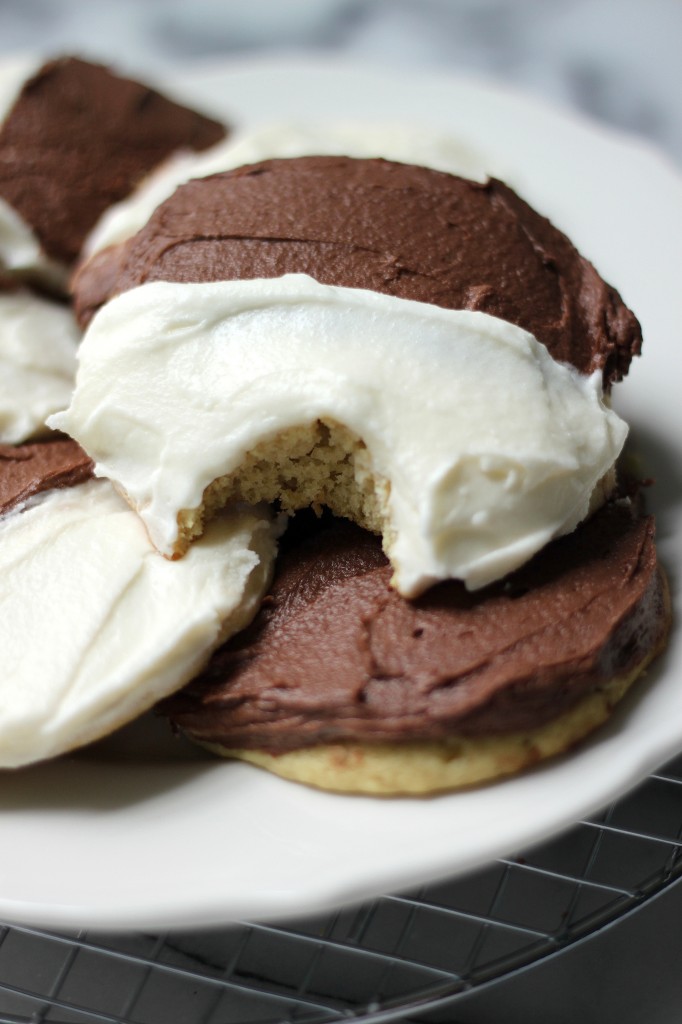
0, 0, 680, 166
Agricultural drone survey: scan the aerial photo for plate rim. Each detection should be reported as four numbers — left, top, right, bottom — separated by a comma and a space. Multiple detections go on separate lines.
1, 54, 681, 931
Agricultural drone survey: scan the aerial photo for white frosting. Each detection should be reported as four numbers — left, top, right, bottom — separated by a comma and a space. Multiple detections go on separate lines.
0, 291, 79, 444
0, 197, 69, 289
84, 120, 492, 257
0, 57, 70, 289
51, 275, 628, 597
0, 479, 276, 768
0, 56, 39, 122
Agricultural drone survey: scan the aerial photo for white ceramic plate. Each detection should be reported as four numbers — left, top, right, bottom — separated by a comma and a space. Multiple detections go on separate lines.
1, 58, 681, 931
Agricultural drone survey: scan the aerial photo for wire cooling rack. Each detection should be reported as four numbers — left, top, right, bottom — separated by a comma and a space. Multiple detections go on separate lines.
2, 752, 682, 1024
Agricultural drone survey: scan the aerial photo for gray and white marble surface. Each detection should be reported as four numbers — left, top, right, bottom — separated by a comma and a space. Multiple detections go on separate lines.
0, 0, 681, 166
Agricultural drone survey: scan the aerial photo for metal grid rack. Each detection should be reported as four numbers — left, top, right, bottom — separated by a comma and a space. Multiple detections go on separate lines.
2, 752, 682, 1024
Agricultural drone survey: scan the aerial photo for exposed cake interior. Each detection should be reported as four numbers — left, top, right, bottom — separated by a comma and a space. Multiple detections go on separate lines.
179, 419, 389, 552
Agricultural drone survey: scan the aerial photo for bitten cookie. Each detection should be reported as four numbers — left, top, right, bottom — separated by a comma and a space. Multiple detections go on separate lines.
54, 159, 636, 595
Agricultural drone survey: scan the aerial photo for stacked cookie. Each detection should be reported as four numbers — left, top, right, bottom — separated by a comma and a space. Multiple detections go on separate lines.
0, 55, 226, 445
0, 58, 278, 769
0, 56, 671, 791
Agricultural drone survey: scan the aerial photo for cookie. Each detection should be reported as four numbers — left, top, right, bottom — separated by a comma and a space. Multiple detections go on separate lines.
0, 439, 276, 768
0, 56, 226, 289
53, 159, 634, 595
159, 503, 670, 794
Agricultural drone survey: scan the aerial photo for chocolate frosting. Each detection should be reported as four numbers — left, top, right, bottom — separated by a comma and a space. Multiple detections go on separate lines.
75, 156, 641, 384
0, 271, 18, 292
0, 438, 93, 515
161, 503, 667, 750
0, 57, 226, 266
